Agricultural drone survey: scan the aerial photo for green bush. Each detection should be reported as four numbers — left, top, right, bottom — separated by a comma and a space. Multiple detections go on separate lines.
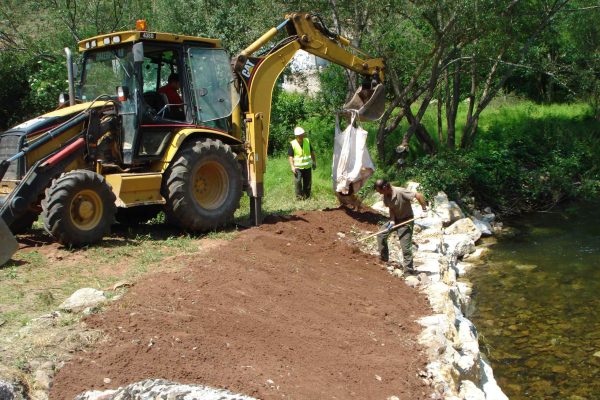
269, 90, 314, 155
27, 59, 68, 115
395, 103, 600, 214
0, 53, 32, 130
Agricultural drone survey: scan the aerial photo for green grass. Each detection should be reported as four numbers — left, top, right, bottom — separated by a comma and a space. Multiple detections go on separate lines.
235, 156, 339, 221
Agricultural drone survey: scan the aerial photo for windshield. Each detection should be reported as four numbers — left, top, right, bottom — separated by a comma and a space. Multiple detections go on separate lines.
79, 46, 136, 101
187, 48, 239, 122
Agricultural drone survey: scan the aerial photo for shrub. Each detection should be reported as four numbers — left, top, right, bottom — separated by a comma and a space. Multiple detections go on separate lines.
394, 103, 600, 213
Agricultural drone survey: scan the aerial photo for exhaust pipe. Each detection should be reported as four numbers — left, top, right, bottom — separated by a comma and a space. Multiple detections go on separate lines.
65, 47, 76, 106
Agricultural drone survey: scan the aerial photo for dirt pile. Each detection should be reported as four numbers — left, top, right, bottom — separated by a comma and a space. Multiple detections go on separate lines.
50, 208, 433, 399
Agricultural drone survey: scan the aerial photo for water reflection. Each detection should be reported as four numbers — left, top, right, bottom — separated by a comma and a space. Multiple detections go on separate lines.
468, 202, 600, 399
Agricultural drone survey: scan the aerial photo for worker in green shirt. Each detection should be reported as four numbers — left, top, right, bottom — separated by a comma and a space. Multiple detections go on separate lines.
374, 179, 427, 273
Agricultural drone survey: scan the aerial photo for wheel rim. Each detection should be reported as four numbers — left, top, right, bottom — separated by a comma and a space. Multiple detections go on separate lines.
69, 189, 104, 231
193, 160, 229, 210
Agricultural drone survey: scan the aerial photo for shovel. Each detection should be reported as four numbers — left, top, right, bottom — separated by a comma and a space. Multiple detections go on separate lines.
343, 82, 385, 121
357, 216, 423, 243
0, 217, 18, 265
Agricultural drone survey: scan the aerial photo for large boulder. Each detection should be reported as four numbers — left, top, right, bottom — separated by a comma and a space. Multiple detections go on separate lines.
454, 317, 481, 383
480, 357, 509, 400
59, 288, 107, 313
433, 192, 464, 226
415, 216, 443, 231
470, 216, 492, 237
458, 380, 486, 400
442, 234, 475, 258
75, 379, 258, 400
445, 218, 482, 243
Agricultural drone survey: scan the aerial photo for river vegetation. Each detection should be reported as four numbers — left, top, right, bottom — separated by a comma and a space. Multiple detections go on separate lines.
0, 0, 599, 212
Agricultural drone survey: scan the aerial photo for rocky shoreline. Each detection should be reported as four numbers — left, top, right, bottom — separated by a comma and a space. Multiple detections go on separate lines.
366, 190, 508, 400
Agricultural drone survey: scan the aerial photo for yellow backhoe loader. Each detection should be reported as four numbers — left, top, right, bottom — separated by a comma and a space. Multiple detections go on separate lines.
0, 13, 385, 264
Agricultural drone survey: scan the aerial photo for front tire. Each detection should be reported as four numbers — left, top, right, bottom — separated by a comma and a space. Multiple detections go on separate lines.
42, 170, 116, 246
163, 139, 242, 231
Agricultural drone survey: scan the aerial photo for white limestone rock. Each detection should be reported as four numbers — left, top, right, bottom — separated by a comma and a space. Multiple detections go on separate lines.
462, 247, 488, 262
75, 379, 258, 400
405, 276, 420, 288
417, 238, 441, 253
470, 216, 493, 237
427, 282, 454, 314
33, 369, 52, 390
433, 192, 465, 226
418, 314, 456, 360
480, 357, 509, 400
456, 282, 473, 313
458, 380, 486, 400
445, 218, 482, 243
454, 317, 481, 382
416, 216, 444, 231
443, 234, 476, 258
454, 262, 475, 277
59, 288, 107, 313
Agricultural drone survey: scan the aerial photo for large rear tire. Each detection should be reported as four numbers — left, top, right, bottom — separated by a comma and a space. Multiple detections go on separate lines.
42, 170, 116, 246
163, 139, 242, 231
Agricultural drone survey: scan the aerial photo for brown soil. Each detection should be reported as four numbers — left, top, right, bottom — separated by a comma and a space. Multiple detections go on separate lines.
50, 208, 433, 399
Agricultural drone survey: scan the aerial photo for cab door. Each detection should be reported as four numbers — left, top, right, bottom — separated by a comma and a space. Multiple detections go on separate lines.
132, 44, 192, 163
186, 47, 240, 130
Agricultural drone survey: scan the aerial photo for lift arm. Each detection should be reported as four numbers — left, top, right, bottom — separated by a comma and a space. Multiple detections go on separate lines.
233, 12, 385, 224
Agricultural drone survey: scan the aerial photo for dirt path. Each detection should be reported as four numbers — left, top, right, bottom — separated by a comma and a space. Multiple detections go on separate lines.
50, 208, 433, 399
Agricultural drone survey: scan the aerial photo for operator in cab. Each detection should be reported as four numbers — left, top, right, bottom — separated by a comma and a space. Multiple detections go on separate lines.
158, 73, 184, 119
288, 126, 316, 200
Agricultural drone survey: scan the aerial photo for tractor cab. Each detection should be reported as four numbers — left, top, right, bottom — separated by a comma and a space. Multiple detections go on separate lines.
76, 25, 240, 165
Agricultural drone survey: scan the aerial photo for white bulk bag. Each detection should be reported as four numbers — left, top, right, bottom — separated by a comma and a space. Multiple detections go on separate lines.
332, 112, 375, 195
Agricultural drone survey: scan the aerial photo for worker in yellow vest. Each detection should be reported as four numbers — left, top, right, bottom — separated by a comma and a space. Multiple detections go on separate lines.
288, 126, 316, 199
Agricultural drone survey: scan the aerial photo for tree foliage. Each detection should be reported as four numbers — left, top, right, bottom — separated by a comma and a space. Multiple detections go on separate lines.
0, 0, 598, 148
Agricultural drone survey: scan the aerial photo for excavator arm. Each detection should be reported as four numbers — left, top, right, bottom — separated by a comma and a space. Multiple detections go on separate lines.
233, 12, 385, 224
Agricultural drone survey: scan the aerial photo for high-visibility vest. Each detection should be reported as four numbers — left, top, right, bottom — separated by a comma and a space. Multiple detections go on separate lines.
291, 138, 313, 169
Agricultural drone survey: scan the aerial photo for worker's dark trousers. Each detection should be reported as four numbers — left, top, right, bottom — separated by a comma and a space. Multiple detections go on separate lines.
377, 222, 414, 270
294, 168, 312, 199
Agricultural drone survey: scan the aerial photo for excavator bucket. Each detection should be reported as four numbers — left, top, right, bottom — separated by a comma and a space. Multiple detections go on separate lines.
343, 83, 385, 121
0, 217, 18, 266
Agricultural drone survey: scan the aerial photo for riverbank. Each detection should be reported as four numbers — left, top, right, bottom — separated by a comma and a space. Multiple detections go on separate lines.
362, 190, 509, 399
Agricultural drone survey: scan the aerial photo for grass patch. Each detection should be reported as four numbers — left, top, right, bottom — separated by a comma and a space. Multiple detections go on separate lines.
235, 156, 339, 222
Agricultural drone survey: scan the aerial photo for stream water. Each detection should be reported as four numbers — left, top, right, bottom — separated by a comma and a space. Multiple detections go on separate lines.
467, 202, 600, 399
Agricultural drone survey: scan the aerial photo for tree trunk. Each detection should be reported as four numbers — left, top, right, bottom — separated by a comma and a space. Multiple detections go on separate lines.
446, 57, 461, 149
437, 86, 443, 144
376, 125, 387, 164
462, 56, 477, 148
404, 105, 436, 154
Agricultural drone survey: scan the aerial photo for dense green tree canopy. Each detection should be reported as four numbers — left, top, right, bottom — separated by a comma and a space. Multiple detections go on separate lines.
0, 0, 598, 146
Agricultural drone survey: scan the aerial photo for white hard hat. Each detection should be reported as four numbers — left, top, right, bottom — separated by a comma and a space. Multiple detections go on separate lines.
294, 126, 305, 136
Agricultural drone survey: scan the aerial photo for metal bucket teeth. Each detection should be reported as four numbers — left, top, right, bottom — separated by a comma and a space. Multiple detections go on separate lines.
343, 83, 385, 121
